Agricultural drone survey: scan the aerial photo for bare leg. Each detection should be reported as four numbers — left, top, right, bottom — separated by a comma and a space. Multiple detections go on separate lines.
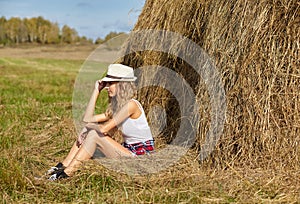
64, 146, 91, 176
82, 130, 133, 158
61, 141, 80, 167
64, 130, 133, 176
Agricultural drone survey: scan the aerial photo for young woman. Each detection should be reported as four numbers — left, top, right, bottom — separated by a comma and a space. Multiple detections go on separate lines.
48, 64, 154, 180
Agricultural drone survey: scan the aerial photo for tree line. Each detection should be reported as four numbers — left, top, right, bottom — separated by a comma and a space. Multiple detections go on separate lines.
0, 16, 124, 45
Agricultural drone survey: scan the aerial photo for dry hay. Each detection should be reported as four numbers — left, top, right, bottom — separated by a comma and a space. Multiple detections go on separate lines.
117, 0, 300, 168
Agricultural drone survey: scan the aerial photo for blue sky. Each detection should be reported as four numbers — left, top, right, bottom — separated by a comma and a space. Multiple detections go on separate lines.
0, 0, 145, 40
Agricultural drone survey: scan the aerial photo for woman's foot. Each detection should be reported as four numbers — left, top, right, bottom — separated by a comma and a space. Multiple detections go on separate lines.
46, 162, 65, 175
48, 169, 69, 181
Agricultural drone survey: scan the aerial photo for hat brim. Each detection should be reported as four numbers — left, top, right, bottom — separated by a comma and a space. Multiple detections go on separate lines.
101, 76, 137, 82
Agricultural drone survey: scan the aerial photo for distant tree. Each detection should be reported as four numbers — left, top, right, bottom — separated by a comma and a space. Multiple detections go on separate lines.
6, 17, 23, 44
36, 16, 52, 44
61, 25, 78, 44
0, 16, 92, 45
0, 17, 7, 44
94, 37, 104, 44
77, 36, 93, 45
24, 17, 37, 43
47, 22, 60, 44
19, 21, 28, 43
104, 31, 125, 42
102, 31, 129, 50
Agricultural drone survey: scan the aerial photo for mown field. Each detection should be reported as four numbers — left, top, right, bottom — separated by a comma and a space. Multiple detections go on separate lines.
0, 48, 299, 203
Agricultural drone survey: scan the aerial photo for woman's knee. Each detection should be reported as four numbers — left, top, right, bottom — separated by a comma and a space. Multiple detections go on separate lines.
85, 129, 107, 143
85, 130, 98, 141
81, 130, 99, 156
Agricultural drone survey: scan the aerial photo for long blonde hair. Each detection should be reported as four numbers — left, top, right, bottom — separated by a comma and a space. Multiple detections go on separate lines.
105, 82, 137, 118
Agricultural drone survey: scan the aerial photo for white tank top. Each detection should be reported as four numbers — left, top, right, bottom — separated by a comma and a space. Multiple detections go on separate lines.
121, 99, 153, 144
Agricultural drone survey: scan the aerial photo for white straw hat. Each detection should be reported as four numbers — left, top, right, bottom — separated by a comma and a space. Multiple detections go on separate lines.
101, 64, 137, 82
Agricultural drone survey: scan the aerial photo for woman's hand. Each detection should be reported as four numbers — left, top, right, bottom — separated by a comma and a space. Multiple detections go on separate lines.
76, 127, 89, 147
95, 80, 106, 92
86, 123, 109, 136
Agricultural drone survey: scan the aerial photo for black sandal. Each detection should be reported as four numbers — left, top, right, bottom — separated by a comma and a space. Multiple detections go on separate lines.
46, 162, 65, 175
48, 169, 69, 181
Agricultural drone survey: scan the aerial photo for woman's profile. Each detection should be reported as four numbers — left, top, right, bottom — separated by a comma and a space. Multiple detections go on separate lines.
47, 64, 154, 180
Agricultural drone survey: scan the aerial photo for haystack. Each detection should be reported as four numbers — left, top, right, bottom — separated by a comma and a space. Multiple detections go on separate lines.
119, 0, 299, 168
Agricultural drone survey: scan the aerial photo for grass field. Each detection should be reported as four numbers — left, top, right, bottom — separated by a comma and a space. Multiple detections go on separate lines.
0, 50, 299, 203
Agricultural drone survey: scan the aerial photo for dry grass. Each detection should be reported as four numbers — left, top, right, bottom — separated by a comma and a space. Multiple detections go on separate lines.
119, 0, 300, 170
0, 44, 97, 60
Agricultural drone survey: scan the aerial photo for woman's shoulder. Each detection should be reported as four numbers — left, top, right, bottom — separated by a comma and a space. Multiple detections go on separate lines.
130, 98, 140, 103
125, 99, 144, 119
129, 99, 143, 110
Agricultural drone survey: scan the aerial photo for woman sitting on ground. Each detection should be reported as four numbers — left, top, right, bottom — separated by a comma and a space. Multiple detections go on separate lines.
47, 64, 154, 180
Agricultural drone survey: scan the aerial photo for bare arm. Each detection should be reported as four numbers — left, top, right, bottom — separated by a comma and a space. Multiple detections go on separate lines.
83, 80, 109, 123
89, 100, 141, 135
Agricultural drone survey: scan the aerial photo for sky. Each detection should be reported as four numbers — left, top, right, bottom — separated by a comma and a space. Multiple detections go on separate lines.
0, 0, 146, 40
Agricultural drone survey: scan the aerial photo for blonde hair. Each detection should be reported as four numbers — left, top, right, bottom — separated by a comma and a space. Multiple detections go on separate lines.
105, 82, 137, 118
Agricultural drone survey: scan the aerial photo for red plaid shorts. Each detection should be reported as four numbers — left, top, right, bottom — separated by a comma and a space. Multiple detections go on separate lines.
123, 140, 155, 155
